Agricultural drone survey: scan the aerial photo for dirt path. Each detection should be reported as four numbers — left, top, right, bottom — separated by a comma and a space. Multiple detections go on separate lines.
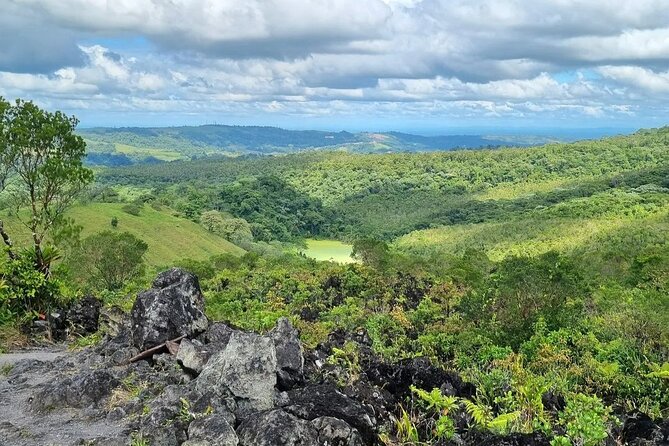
0, 348, 67, 368
0, 347, 126, 446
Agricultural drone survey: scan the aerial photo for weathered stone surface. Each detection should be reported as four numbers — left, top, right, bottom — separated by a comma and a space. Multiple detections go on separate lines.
177, 338, 212, 374
269, 317, 304, 390
202, 322, 235, 348
237, 409, 319, 446
67, 295, 103, 336
285, 384, 376, 444
312, 416, 364, 446
196, 331, 277, 415
31, 369, 119, 412
131, 268, 209, 350
187, 414, 238, 445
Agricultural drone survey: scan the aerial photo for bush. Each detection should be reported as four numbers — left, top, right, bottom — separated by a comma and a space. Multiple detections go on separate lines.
122, 203, 142, 216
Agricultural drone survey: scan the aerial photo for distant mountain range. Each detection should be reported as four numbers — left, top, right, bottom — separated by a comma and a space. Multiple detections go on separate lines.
79, 124, 549, 166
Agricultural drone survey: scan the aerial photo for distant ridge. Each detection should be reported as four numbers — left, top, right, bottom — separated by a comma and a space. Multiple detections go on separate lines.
78, 124, 527, 166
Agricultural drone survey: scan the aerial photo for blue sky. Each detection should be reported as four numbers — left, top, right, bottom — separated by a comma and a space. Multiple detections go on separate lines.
1, 0, 669, 134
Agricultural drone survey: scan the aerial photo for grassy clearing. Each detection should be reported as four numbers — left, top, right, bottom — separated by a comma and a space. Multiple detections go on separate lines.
299, 239, 356, 263
114, 143, 186, 162
1, 203, 244, 267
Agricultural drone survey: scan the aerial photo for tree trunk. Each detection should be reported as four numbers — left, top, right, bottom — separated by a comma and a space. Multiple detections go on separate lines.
0, 220, 16, 260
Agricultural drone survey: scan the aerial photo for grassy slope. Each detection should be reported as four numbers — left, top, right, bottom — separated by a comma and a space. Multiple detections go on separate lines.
2, 203, 244, 267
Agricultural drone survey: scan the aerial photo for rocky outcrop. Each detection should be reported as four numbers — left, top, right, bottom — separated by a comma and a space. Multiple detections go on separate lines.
131, 268, 209, 350
196, 331, 277, 415
237, 409, 319, 445
269, 317, 304, 390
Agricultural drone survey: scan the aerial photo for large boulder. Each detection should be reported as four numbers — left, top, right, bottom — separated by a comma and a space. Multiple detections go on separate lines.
268, 318, 304, 390
131, 268, 209, 350
196, 331, 277, 415
284, 384, 375, 444
237, 409, 319, 446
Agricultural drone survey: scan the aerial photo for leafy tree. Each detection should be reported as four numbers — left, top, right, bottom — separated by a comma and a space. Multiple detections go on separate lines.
71, 231, 148, 291
200, 210, 253, 244
352, 239, 389, 270
0, 98, 93, 276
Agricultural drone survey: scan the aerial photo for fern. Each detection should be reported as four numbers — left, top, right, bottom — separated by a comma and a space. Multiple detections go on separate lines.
646, 363, 669, 379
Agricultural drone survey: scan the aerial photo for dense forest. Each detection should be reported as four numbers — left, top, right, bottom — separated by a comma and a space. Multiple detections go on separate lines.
2, 112, 668, 445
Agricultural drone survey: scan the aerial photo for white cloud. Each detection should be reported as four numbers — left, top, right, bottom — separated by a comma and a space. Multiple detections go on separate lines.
3, 0, 669, 126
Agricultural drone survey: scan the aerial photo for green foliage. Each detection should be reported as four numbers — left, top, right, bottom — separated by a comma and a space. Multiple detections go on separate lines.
68, 230, 148, 291
0, 249, 62, 315
122, 203, 142, 216
558, 394, 611, 446
0, 98, 93, 275
111, 216, 118, 228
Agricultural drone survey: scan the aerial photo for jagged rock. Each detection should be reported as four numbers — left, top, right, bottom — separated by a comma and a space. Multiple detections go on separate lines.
367, 357, 474, 399
99, 305, 131, 340
131, 268, 209, 350
67, 295, 103, 336
284, 384, 376, 444
237, 409, 319, 446
177, 339, 212, 374
31, 369, 119, 411
187, 414, 238, 445
202, 322, 235, 348
622, 412, 669, 445
312, 416, 364, 446
196, 331, 277, 416
269, 317, 304, 390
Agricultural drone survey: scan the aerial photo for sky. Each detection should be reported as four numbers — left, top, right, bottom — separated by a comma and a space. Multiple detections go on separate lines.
1, 0, 669, 134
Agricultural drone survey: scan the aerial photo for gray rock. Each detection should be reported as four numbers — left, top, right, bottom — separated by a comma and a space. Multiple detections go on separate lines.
177, 339, 212, 374
202, 322, 235, 349
269, 318, 304, 390
312, 416, 364, 446
237, 409, 319, 446
196, 331, 277, 415
131, 268, 209, 350
31, 369, 119, 412
137, 426, 179, 446
187, 414, 238, 445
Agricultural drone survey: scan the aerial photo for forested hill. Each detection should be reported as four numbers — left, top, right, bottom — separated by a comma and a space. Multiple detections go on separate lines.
97, 126, 669, 243
79, 124, 520, 165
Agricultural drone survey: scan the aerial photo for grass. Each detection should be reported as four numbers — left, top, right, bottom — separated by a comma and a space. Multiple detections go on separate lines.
299, 239, 356, 263
1, 203, 245, 268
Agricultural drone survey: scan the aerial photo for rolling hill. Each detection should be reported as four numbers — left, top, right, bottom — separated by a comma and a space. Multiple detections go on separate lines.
0, 203, 245, 268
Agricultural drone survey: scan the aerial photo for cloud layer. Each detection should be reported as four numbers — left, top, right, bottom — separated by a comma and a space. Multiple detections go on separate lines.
1, 0, 668, 129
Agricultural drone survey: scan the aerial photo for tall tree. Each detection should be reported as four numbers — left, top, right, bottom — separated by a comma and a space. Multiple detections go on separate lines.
0, 98, 93, 275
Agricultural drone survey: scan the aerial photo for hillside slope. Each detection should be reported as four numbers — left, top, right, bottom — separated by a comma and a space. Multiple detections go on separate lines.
1, 203, 244, 267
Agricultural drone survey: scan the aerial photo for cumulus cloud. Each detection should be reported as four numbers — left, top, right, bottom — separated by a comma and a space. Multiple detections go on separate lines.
1, 0, 668, 128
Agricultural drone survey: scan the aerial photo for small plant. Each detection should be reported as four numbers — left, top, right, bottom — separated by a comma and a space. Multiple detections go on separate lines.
1, 363, 13, 376
111, 216, 118, 228
130, 432, 149, 446
177, 398, 195, 423
326, 341, 362, 386
394, 406, 420, 445
69, 332, 102, 350
558, 393, 611, 446
411, 386, 459, 440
